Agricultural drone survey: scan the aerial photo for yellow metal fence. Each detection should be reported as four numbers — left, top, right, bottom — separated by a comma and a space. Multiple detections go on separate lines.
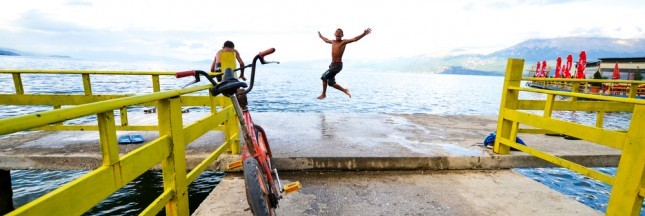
495, 59, 645, 215
0, 69, 217, 131
0, 70, 241, 215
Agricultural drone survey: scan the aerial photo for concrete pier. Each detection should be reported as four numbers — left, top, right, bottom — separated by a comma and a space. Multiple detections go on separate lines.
0, 112, 621, 171
0, 112, 620, 215
194, 170, 602, 216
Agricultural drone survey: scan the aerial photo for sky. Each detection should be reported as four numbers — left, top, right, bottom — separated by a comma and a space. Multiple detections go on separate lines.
1, 0, 644, 63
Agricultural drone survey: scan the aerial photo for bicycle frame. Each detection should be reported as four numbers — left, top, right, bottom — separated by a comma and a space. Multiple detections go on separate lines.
176, 48, 285, 213
229, 93, 280, 200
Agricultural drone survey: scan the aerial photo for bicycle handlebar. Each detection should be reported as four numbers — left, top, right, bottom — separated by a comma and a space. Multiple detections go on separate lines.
176, 70, 196, 78
175, 48, 278, 95
258, 48, 275, 58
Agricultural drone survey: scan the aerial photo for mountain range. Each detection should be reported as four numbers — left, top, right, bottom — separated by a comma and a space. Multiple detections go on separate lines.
0, 47, 71, 58
347, 37, 645, 76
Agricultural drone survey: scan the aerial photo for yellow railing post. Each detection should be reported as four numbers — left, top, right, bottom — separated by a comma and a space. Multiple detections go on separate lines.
82, 74, 92, 95
209, 94, 219, 132
607, 104, 645, 216
157, 97, 189, 215
97, 111, 120, 166
570, 81, 580, 101
628, 83, 637, 99
152, 75, 161, 92
595, 111, 605, 128
544, 94, 555, 118
494, 58, 524, 154
119, 107, 129, 126
11, 73, 24, 95
221, 97, 240, 154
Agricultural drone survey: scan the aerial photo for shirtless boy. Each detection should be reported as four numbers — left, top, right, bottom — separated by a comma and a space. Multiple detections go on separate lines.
210, 40, 246, 81
317, 28, 372, 99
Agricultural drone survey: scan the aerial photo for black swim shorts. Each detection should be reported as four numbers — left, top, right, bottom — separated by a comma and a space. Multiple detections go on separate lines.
320, 62, 343, 86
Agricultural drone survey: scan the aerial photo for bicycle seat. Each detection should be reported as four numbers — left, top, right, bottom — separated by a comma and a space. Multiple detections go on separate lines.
211, 68, 247, 97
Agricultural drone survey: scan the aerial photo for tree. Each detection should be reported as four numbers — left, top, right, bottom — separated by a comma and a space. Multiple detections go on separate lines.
591, 68, 603, 87
635, 66, 643, 81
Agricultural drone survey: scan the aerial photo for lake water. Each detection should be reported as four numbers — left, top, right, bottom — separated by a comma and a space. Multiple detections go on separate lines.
0, 55, 637, 215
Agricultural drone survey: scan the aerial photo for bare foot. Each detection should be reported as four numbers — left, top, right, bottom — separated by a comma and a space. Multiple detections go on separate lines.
343, 89, 351, 98
317, 95, 326, 100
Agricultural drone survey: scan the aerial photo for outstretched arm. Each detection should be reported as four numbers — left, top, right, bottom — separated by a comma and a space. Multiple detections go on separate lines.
346, 28, 372, 43
318, 31, 332, 44
235, 49, 246, 81
210, 51, 221, 72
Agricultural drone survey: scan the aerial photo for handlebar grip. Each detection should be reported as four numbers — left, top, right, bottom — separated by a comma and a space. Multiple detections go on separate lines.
258, 48, 275, 58
176, 70, 196, 78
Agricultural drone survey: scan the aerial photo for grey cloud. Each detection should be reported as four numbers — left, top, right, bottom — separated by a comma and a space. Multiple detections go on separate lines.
65, 0, 93, 7
17, 10, 88, 33
517, 0, 575, 5
571, 27, 604, 36
480, 0, 575, 9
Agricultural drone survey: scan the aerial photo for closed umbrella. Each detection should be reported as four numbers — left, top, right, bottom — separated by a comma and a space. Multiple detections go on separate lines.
554, 57, 562, 78
576, 51, 587, 78
536, 62, 542, 77
612, 62, 621, 79
564, 54, 573, 78
541, 61, 547, 77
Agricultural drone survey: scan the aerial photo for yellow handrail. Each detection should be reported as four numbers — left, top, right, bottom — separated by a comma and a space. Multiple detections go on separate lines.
0, 69, 177, 75
0, 69, 222, 131
0, 84, 209, 134
495, 58, 645, 215
2, 72, 240, 215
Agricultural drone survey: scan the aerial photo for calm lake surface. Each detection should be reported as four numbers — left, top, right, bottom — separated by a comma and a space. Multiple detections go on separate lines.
0, 55, 636, 215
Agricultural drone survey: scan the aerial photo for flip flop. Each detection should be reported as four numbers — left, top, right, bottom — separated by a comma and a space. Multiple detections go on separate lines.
118, 135, 132, 144
130, 134, 145, 144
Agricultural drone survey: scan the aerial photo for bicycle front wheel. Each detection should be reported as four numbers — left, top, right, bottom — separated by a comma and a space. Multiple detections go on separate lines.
243, 158, 275, 216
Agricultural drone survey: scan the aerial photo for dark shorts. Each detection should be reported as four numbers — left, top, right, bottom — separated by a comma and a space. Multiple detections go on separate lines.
320, 62, 343, 86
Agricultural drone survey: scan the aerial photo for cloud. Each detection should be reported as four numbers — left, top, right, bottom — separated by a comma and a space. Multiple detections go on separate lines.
65, 0, 93, 7
1, 0, 644, 62
17, 10, 87, 33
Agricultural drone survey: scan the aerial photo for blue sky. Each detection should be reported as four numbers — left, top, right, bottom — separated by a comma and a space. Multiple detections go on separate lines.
1, 0, 644, 62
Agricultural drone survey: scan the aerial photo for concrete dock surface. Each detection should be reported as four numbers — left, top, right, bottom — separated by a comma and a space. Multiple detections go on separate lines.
0, 112, 620, 215
194, 170, 602, 216
0, 112, 621, 170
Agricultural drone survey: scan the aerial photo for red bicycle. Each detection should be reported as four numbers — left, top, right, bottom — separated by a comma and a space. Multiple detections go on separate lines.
176, 48, 300, 215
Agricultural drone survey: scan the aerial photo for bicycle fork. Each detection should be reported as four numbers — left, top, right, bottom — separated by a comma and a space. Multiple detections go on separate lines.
229, 93, 256, 156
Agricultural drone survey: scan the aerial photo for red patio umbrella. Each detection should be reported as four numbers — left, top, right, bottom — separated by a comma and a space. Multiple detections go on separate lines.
554, 57, 562, 78
564, 54, 573, 78
612, 62, 621, 79
576, 51, 586, 78
541, 61, 547, 77
536, 62, 542, 77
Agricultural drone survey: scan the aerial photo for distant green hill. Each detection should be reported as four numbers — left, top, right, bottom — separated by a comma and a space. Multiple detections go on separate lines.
441, 66, 503, 76
0, 48, 70, 58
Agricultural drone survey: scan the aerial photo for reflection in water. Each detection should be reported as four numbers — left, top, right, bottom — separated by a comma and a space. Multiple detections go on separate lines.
11, 170, 224, 215
319, 113, 334, 139
514, 167, 645, 215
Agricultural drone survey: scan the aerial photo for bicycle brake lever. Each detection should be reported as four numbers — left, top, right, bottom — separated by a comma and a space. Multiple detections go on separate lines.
181, 80, 198, 88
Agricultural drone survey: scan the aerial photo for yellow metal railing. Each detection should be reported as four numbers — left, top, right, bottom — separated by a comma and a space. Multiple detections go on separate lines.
0, 69, 218, 131
495, 58, 645, 215
0, 72, 241, 215
526, 77, 645, 99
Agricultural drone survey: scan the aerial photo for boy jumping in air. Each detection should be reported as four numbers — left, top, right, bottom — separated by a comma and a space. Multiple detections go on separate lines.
317, 28, 372, 99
